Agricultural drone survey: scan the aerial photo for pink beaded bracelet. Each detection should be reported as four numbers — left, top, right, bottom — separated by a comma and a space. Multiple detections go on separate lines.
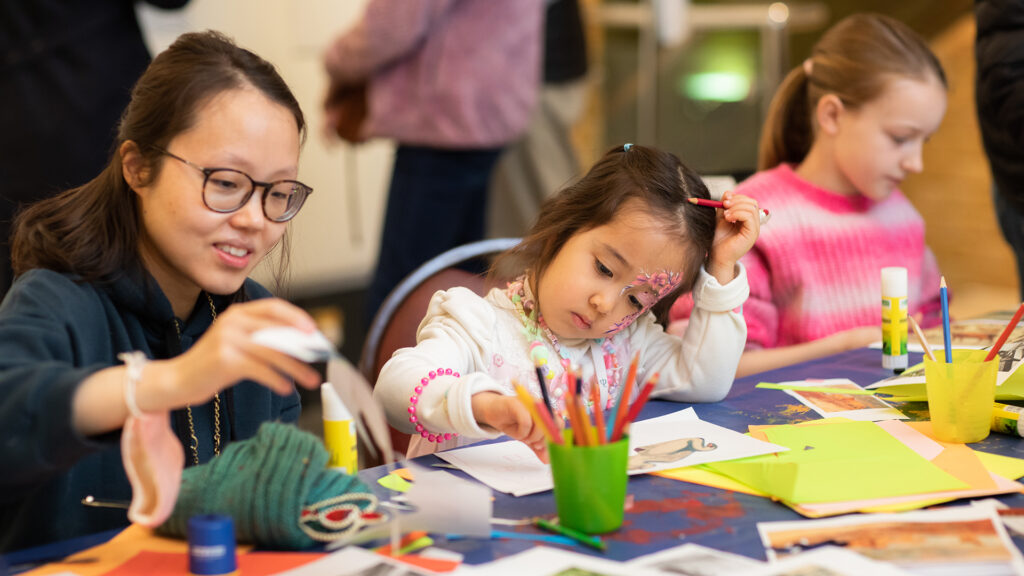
408, 367, 460, 443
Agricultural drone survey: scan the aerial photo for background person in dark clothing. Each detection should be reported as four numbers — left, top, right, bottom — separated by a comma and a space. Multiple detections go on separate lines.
976, 0, 1024, 298
0, 0, 189, 298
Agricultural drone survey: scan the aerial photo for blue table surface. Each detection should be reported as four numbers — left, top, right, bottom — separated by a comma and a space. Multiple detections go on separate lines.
7, 347, 1024, 570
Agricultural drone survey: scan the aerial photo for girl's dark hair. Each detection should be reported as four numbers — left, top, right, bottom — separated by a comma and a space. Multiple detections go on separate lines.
758, 13, 947, 170
491, 144, 716, 323
11, 30, 306, 286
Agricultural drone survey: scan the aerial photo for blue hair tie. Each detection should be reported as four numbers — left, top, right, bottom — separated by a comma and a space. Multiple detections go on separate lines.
623, 143, 633, 151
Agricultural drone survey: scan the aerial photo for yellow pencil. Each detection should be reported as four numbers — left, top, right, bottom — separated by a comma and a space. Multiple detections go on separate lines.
513, 381, 554, 443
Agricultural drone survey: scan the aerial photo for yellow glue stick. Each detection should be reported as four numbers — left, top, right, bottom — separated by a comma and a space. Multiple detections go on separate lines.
881, 267, 908, 373
321, 383, 357, 474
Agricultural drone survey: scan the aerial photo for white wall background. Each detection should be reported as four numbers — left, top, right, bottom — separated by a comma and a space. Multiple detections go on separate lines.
137, 0, 393, 297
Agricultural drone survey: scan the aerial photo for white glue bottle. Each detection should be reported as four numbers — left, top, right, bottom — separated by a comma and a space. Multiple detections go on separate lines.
881, 267, 909, 373
321, 383, 358, 474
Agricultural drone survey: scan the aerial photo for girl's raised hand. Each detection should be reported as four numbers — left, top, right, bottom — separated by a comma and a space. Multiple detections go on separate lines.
142, 298, 323, 411
471, 392, 549, 463
707, 191, 761, 285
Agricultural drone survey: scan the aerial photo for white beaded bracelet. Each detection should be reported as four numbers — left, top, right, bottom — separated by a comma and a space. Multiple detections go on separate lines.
118, 351, 147, 418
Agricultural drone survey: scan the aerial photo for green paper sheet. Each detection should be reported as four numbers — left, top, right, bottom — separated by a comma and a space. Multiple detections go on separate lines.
378, 473, 412, 493
704, 421, 967, 504
975, 450, 1024, 480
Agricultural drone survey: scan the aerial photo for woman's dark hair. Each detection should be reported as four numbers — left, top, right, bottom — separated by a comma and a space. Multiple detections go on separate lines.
491, 144, 716, 323
758, 13, 946, 170
12, 30, 306, 287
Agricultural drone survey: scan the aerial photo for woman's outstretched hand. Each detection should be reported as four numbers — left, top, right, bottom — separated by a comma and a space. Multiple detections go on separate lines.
143, 298, 323, 411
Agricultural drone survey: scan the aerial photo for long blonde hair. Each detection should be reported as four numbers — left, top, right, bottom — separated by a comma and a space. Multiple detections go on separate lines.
758, 13, 946, 171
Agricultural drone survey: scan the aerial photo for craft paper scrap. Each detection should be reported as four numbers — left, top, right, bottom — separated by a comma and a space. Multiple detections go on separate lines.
654, 464, 769, 497
776, 378, 906, 421
436, 409, 787, 496
758, 502, 1024, 575
975, 450, 1024, 480
625, 542, 764, 575
704, 420, 966, 504
378, 472, 412, 493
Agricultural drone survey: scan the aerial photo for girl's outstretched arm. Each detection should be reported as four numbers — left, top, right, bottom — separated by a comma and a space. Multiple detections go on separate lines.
736, 326, 878, 378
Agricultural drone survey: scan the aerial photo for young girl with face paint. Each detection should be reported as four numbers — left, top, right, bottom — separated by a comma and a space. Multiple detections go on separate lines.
669, 13, 947, 378
374, 144, 760, 461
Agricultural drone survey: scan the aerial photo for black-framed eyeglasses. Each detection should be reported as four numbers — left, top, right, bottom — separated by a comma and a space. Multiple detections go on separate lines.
153, 146, 312, 223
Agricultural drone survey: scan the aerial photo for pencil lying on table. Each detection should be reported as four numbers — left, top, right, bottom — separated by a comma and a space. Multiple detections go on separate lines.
687, 197, 771, 224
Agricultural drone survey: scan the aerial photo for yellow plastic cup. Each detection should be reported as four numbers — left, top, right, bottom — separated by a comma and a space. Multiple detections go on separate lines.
547, 434, 629, 534
924, 349, 998, 443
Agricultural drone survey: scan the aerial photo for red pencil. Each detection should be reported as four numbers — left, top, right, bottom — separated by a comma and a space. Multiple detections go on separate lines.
611, 353, 640, 442
687, 197, 770, 224
533, 398, 563, 445
985, 302, 1024, 362
613, 373, 659, 442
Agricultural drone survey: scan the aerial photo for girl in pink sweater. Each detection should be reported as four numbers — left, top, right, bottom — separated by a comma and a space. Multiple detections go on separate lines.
671, 13, 947, 377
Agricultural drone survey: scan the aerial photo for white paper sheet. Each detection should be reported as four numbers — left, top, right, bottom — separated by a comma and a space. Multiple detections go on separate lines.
436, 409, 788, 496
626, 542, 764, 575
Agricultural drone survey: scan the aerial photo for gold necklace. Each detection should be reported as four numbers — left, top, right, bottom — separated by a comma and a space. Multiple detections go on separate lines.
172, 293, 221, 465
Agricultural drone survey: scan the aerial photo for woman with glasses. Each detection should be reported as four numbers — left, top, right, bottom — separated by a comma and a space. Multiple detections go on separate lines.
0, 31, 321, 551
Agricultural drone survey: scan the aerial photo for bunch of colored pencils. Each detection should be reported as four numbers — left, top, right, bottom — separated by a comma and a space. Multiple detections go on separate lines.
513, 352, 659, 447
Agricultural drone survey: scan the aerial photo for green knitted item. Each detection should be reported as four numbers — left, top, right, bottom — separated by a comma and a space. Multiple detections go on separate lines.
156, 421, 371, 549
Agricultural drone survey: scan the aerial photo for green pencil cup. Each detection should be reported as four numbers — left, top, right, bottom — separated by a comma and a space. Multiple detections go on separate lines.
548, 435, 629, 534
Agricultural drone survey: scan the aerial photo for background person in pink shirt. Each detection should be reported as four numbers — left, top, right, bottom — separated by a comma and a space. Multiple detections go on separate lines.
670, 13, 947, 377
323, 0, 545, 325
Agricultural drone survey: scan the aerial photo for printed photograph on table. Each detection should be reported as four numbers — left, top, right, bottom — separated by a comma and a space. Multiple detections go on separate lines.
777, 379, 906, 421
757, 504, 1024, 574
742, 546, 912, 576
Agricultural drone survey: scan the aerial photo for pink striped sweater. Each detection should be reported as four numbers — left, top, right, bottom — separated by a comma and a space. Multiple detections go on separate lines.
671, 164, 943, 349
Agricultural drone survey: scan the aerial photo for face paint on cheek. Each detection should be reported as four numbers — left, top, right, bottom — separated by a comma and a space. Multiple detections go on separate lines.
604, 270, 684, 336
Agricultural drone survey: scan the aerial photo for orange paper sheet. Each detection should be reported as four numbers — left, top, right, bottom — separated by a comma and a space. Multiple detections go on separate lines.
17, 524, 331, 576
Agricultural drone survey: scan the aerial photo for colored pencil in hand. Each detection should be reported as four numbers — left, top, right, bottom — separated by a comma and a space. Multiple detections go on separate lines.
687, 197, 770, 224
513, 382, 554, 444
533, 398, 563, 445
534, 364, 556, 416
985, 301, 1024, 362
940, 276, 952, 363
